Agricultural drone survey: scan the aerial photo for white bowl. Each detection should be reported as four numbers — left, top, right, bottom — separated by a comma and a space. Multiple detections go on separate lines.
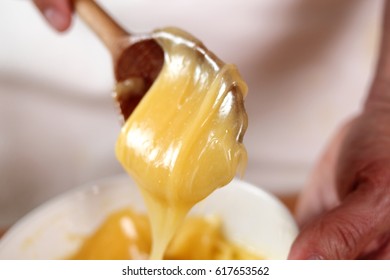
0, 175, 298, 260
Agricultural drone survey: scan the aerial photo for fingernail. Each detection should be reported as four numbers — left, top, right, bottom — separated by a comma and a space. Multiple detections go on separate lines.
307, 254, 325, 260
43, 7, 68, 31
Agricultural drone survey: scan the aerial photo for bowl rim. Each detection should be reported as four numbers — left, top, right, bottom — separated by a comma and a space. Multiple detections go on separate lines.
0, 174, 299, 259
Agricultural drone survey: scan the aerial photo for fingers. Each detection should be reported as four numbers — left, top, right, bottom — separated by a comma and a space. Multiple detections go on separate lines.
33, 0, 73, 32
289, 183, 390, 259
360, 234, 390, 259
294, 136, 339, 226
295, 120, 352, 226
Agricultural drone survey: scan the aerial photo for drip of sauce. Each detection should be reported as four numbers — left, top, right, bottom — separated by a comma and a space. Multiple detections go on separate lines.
114, 27, 248, 259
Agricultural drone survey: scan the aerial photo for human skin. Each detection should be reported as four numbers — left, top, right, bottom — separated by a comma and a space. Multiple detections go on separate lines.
290, 1, 390, 259
34, 0, 390, 259
33, 0, 73, 32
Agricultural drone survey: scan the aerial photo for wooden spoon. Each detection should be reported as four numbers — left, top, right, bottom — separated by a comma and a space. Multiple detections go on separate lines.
73, 0, 164, 121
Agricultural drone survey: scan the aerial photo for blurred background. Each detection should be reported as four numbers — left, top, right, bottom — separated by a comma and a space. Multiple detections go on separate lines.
0, 0, 383, 227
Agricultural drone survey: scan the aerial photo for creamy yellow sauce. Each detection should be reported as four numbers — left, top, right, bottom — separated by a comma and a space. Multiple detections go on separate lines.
69, 208, 262, 260
114, 27, 248, 259
67, 27, 249, 260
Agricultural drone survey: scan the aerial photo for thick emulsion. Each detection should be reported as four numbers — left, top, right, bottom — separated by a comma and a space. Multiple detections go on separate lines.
114, 27, 248, 260
69, 208, 262, 260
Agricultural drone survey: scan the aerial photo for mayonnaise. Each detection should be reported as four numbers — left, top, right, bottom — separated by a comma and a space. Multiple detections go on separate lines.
115, 27, 248, 259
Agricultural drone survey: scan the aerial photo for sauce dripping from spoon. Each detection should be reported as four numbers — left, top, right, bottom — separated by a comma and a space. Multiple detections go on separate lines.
74, 0, 248, 260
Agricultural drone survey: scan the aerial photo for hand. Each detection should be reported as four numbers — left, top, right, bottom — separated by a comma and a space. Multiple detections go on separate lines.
289, 102, 390, 259
33, 0, 73, 32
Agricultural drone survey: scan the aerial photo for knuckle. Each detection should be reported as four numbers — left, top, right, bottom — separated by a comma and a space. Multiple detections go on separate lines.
319, 214, 371, 259
356, 160, 390, 190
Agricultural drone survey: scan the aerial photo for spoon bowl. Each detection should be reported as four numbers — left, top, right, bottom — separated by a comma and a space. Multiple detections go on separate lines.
74, 0, 164, 121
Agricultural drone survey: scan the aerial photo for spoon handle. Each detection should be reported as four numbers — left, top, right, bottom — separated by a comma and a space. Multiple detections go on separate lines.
74, 0, 128, 57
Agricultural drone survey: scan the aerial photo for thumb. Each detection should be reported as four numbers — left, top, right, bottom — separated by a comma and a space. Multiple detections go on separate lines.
288, 184, 390, 259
